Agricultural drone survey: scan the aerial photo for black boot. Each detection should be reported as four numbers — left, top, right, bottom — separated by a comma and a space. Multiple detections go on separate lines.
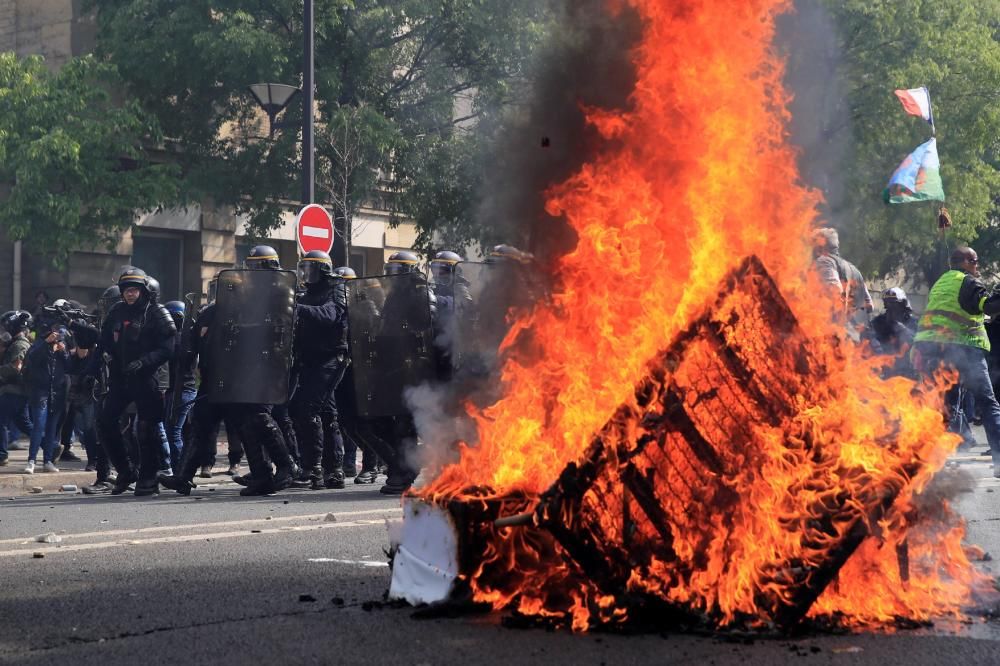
324, 469, 346, 489
239, 477, 276, 496
158, 472, 194, 496
354, 468, 378, 484
379, 472, 415, 496
134, 478, 160, 497
111, 471, 137, 496
273, 467, 294, 491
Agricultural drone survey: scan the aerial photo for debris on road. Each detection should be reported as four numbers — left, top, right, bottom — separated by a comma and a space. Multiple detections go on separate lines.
324, 513, 337, 522
60, 485, 78, 492
34, 533, 62, 544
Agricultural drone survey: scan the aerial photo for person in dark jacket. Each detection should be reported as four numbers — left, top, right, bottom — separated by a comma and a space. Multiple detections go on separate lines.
94, 268, 176, 496
23, 326, 70, 473
66, 320, 108, 490
291, 250, 349, 490
0, 311, 34, 467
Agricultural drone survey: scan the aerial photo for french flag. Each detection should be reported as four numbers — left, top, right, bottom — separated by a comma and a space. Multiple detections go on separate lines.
894, 87, 935, 132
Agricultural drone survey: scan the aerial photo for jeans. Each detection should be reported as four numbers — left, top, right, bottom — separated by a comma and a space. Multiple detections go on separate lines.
29, 389, 66, 464
917, 342, 1000, 465
0, 393, 31, 462
75, 401, 108, 480
164, 387, 197, 469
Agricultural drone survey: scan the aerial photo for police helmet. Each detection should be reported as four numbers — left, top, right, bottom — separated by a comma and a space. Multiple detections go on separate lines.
882, 287, 910, 308
117, 267, 149, 294
164, 300, 185, 316
430, 250, 463, 282
384, 250, 420, 276
1, 310, 32, 335
146, 277, 161, 303
486, 244, 531, 264
246, 245, 281, 270
334, 266, 357, 279
299, 250, 334, 285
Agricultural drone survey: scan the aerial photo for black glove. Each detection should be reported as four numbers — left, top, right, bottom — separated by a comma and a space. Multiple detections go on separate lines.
124, 360, 144, 375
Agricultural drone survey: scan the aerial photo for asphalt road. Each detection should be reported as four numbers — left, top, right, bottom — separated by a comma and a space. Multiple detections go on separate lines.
2, 453, 1000, 665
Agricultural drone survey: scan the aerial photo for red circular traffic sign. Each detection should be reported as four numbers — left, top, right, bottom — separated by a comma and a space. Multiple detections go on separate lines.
295, 204, 334, 255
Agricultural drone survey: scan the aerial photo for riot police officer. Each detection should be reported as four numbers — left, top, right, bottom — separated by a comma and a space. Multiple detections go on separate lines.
290, 250, 349, 489
95, 268, 176, 496
429, 250, 474, 377
161, 246, 296, 496
330, 266, 379, 481
245, 246, 301, 468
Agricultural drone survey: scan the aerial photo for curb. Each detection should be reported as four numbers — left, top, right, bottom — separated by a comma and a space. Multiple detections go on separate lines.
0, 471, 96, 495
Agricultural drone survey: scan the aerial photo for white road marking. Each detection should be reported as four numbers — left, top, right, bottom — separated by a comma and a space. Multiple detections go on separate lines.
0, 508, 401, 557
308, 558, 389, 567
0, 518, 394, 558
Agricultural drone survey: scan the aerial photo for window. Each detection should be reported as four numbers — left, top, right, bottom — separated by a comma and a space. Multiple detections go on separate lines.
131, 232, 183, 302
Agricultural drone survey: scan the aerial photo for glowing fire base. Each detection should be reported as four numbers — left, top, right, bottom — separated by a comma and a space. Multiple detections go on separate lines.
392, 257, 928, 630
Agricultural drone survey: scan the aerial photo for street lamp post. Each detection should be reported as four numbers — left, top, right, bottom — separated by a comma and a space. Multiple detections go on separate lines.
303, 0, 314, 207
247, 2, 316, 232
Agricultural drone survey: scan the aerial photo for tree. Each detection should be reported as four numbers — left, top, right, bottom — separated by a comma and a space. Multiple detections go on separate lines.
88, 0, 554, 264
813, 0, 1000, 284
0, 53, 179, 265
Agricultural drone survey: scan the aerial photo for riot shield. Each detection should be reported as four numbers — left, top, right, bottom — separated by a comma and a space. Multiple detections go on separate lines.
439, 261, 527, 376
347, 272, 435, 418
205, 269, 296, 404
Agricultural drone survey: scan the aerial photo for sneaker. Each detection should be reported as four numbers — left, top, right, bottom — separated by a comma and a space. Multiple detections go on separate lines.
354, 469, 378, 485
23, 461, 35, 474
994, 464, 1000, 480
42, 462, 60, 473
225, 464, 239, 477
0, 458, 8, 467
232, 474, 251, 487
59, 448, 81, 462
8, 441, 26, 451
342, 464, 358, 478
85, 462, 96, 472
198, 465, 213, 478
83, 481, 114, 495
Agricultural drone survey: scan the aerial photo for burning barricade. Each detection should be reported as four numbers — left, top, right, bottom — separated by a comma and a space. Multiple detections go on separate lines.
390, 257, 987, 632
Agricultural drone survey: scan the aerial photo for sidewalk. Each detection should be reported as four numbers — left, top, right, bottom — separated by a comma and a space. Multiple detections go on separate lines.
0, 440, 241, 495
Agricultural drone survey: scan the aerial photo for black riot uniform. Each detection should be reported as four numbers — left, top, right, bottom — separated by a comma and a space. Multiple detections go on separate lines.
290, 250, 349, 490
95, 268, 176, 496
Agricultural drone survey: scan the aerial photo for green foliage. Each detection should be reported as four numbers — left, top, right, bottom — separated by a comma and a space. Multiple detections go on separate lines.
88, 0, 554, 261
0, 53, 179, 265
821, 0, 1000, 284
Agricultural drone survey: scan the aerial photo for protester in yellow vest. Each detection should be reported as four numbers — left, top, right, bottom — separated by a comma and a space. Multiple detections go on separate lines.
913, 247, 1000, 477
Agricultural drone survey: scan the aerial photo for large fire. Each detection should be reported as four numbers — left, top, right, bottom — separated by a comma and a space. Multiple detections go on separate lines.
419, 0, 988, 631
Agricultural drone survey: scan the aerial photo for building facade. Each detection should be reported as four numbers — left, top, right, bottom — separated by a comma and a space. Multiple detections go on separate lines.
0, 0, 420, 311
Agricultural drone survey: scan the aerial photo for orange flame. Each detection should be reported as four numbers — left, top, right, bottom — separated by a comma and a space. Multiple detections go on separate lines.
420, 0, 988, 629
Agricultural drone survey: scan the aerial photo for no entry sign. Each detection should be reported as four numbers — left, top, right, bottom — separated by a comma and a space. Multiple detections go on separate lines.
295, 204, 334, 255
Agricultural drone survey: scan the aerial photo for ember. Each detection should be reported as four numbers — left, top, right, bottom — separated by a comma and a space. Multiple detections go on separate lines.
400, 0, 990, 634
